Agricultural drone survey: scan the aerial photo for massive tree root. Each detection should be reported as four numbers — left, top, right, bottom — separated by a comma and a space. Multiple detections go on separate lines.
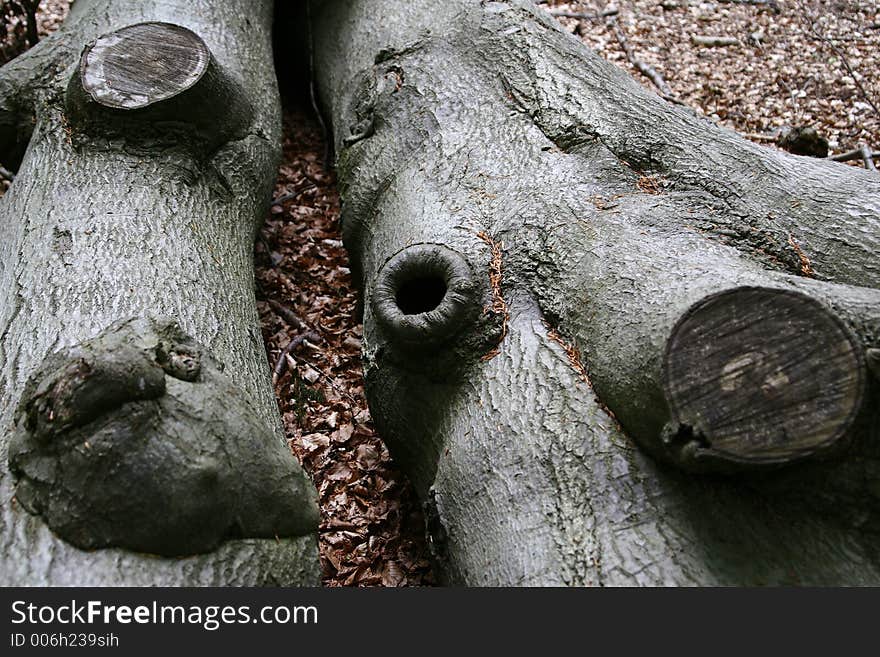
313, 0, 880, 584
0, 0, 319, 585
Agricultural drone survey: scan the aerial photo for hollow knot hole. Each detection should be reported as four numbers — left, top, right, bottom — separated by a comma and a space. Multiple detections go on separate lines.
395, 275, 448, 315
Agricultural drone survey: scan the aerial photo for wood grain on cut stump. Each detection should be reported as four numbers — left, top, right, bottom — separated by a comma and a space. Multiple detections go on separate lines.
80, 22, 210, 109
662, 287, 866, 466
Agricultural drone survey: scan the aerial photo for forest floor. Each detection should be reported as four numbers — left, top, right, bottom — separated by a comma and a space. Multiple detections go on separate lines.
1, 0, 878, 586
547, 0, 880, 156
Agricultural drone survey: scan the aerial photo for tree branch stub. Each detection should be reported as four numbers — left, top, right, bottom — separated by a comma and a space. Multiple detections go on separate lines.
661, 287, 866, 469
65, 22, 252, 154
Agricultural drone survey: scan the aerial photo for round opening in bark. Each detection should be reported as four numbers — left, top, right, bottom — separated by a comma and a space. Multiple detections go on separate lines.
79, 23, 210, 110
395, 275, 448, 315
661, 287, 866, 468
373, 244, 479, 348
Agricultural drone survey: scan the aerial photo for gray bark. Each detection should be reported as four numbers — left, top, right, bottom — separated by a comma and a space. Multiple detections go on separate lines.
0, 0, 320, 585
313, 0, 880, 585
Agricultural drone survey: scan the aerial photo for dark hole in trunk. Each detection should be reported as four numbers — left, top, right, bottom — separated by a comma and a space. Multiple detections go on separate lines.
395, 276, 447, 315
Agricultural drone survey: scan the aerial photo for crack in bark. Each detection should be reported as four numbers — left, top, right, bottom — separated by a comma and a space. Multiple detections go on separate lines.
475, 231, 509, 361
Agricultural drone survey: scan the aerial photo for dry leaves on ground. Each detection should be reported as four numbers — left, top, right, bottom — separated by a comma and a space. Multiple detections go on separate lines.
547, 0, 880, 158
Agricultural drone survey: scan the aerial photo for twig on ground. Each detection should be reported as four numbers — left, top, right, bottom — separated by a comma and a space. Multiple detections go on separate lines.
549, 7, 618, 20
258, 233, 281, 268
860, 144, 877, 171
268, 298, 308, 332
271, 181, 317, 207
273, 330, 320, 383
830, 147, 879, 166
0, 166, 14, 182
690, 35, 739, 47
607, 14, 680, 102
305, 0, 332, 167
797, 1, 879, 118
294, 350, 366, 416
270, 299, 361, 412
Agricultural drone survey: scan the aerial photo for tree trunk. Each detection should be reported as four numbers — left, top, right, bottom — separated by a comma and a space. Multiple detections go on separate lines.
0, 0, 320, 585
23, 1, 40, 48
312, 0, 880, 585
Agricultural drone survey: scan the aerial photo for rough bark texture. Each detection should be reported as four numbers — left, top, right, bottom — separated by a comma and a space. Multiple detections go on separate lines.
313, 0, 880, 585
0, 0, 320, 585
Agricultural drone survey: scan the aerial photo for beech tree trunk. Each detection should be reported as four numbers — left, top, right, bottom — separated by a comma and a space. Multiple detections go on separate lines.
313, 0, 880, 585
0, 0, 320, 585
